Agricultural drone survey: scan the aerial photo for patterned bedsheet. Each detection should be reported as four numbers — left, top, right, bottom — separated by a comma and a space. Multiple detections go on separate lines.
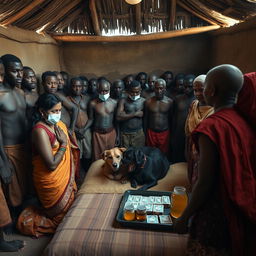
44, 193, 188, 256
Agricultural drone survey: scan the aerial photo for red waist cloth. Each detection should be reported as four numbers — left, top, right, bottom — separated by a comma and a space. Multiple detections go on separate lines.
146, 129, 170, 154
192, 108, 256, 256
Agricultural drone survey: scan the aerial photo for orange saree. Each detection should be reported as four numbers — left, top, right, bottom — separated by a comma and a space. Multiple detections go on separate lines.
17, 121, 79, 237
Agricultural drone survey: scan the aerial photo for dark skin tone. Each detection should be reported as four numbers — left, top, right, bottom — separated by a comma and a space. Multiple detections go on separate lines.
5, 62, 23, 89
144, 81, 173, 131
88, 79, 98, 98
137, 74, 148, 90
22, 68, 39, 119
174, 65, 242, 234
141, 74, 157, 99
56, 73, 65, 91
0, 63, 25, 252
116, 86, 145, 132
89, 82, 118, 137
123, 75, 134, 90
43, 75, 78, 132
32, 102, 68, 171
68, 80, 92, 139
111, 80, 125, 100
193, 80, 207, 106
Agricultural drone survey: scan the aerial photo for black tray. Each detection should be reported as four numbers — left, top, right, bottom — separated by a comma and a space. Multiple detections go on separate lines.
116, 190, 173, 231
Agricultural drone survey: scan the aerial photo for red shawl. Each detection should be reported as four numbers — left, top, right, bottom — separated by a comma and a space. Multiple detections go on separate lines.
236, 72, 256, 128
193, 108, 256, 255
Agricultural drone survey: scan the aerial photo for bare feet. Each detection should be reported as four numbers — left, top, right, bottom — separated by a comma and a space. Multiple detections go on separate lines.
0, 239, 25, 252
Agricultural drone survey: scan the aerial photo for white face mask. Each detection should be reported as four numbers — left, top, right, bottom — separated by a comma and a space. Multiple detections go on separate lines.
47, 112, 61, 125
129, 95, 140, 101
99, 93, 110, 101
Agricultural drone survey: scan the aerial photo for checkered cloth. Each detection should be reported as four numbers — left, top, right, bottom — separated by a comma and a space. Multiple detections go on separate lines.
44, 193, 188, 256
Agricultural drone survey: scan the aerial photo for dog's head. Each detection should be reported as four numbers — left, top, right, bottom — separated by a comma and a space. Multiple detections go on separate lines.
102, 147, 126, 172
122, 147, 146, 173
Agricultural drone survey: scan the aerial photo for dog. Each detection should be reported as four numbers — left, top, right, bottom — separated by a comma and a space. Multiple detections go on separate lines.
121, 146, 170, 190
102, 147, 126, 180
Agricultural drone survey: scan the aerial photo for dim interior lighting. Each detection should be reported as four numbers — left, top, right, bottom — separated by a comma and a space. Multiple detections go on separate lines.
125, 0, 142, 5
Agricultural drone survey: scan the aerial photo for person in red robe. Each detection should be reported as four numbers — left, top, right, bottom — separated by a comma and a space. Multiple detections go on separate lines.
174, 65, 256, 256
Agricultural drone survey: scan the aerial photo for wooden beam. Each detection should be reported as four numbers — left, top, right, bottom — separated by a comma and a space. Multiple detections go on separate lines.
177, 1, 221, 26
89, 0, 101, 36
51, 25, 220, 42
169, 0, 177, 30
2, 0, 46, 26
135, 3, 142, 35
39, 0, 81, 32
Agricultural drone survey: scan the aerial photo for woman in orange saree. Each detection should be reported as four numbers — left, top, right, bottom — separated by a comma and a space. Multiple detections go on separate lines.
17, 92, 79, 237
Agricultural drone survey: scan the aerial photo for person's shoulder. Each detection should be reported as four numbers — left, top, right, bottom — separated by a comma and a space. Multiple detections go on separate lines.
163, 95, 173, 103
139, 97, 146, 103
108, 97, 117, 105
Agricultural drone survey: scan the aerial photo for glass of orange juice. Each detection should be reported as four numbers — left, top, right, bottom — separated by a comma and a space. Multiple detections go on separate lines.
170, 186, 188, 218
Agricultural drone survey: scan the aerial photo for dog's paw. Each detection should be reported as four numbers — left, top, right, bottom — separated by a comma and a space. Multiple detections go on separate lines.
120, 178, 129, 184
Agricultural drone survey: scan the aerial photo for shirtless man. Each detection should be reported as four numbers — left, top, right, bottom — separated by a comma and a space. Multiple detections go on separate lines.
171, 74, 195, 163
67, 77, 92, 172
79, 76, 89, 96
21, 66, 38, 126
141, 74, 157, 99
111, 79, 126, 100
88, 78, 98, 99
117, 80, 145, 148
161, 71, 174, 98
144, 78, 173, 155
136, 72, 149, 90
0, 57, 25, 252
0, 54, 29, 228
89, 80, 118, 160
60, 71, 70, 95
42, 71, 78, 132
123, 74, 134, 91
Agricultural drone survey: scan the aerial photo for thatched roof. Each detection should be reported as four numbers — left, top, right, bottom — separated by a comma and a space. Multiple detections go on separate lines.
0, 0, 255, 41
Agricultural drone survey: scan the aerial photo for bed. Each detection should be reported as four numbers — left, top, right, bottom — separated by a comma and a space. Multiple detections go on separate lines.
43, 160, 189, 256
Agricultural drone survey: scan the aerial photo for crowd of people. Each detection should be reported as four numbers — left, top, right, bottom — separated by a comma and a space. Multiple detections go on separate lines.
0, 53, 255, 255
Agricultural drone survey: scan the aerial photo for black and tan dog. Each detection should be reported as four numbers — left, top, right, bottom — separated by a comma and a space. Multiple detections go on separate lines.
122, 146, 170, 190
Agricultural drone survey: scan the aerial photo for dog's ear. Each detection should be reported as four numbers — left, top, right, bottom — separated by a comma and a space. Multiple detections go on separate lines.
119, 147, 126, 153
101, 151, 108, 160
135, 150, 145, 166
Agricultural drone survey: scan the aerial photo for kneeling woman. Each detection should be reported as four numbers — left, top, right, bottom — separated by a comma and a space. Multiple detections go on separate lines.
17, 93, 79, 237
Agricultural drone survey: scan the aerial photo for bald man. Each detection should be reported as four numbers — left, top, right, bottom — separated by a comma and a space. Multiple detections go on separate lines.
144, 78, 173, 156
174, 65, 256, 256
89, 80, 118, 160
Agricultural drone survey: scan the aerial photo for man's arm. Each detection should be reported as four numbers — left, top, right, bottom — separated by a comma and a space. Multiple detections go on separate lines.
174, 133, 218, 233
0, 119, 12, 184
82, 100, 94, 132
56, 93, 78, 132
116, 99, 138, 121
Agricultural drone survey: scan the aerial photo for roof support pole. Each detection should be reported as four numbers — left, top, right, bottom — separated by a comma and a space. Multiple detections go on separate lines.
89, 0, 102, 36
135, 2, 142, 35
169, 0, 176, 30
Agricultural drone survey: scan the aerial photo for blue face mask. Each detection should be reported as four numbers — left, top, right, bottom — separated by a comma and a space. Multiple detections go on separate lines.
47, 113, 61, 125
99, 93, 110, 101
129, 95, 140, 101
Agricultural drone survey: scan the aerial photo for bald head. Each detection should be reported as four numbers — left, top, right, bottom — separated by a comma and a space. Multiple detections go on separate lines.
204, 64, 243, 106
